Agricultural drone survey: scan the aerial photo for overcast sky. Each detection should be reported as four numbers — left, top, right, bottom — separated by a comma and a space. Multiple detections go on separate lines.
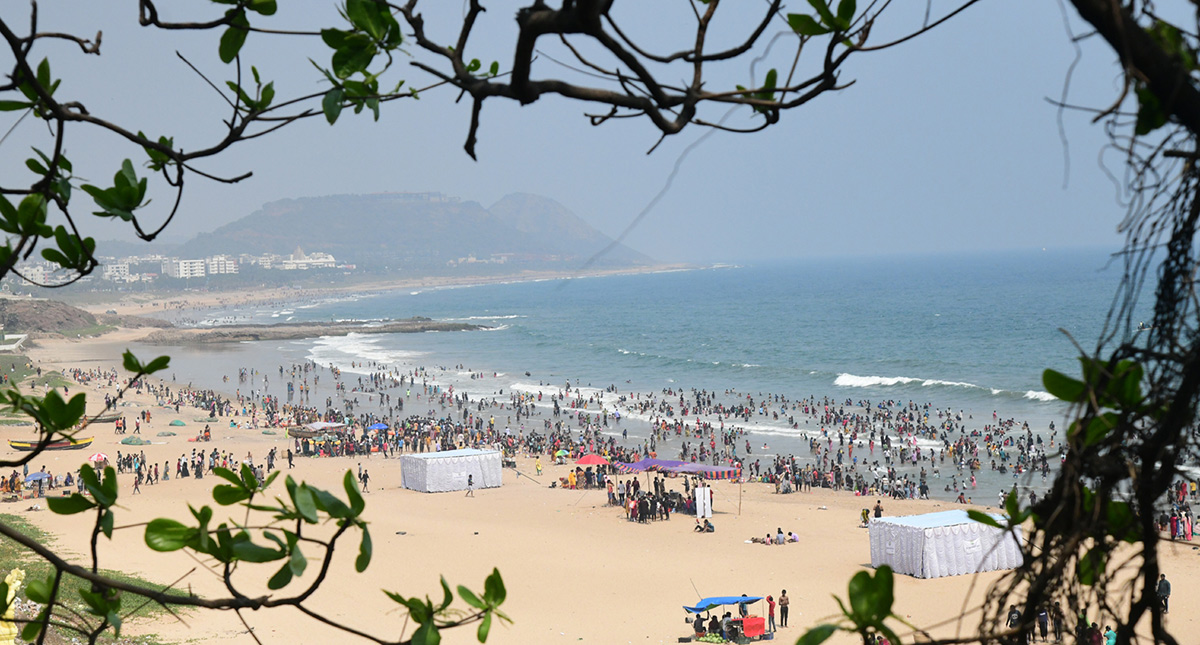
1, 1, 1133, 264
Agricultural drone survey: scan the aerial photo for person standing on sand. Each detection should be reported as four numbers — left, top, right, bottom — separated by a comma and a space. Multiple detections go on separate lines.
779, 590, 789, 627
766, 595, 776, 633
1157, 573, 1171, 613
287, 448, 294, 469
466, 474, 475, 497
873, 500, 884, 518
360, 469, 369, 493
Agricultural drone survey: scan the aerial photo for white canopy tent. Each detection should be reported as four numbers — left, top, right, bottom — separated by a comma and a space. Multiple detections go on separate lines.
869, 509, 1023, 579
400, 448, 503, 493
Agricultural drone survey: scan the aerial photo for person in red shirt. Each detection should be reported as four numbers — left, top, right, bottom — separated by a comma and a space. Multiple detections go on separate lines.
766, 595, 777, 632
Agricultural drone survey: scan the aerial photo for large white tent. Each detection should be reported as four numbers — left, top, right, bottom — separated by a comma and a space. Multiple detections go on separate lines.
869, 509, 1023, 579
400, 448, 503, 493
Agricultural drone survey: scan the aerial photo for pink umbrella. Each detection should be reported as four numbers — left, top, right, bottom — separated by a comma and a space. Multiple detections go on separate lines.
88, 452, 109, 463
575, 454, 609, 466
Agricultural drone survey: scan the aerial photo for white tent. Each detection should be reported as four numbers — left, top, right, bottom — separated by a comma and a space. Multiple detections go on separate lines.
869, 509, 1023, 579
400, 448, 503, 493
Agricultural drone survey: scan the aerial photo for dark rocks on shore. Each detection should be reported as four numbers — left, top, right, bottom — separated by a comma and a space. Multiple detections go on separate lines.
139, 318, 487, 344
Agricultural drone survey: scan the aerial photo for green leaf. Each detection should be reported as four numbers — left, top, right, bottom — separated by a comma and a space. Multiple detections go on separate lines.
20, 616, 43, 642
489, 61, 499, 77
311, 486, 352, 518
1082, 412, 1117, 447
807, 0, 836, 27
356, 525, 372, 572
847, 569, 871, 621
344, 470, 365, 516
122, 350, 142, 373
872, 565, 894, 617
836, 0, 856, 26
477, 612, 492, 642
212, 466, 244, 487
100, 509, 114, 539
289, 541, 307, 576
24, 576, 51, 604
145, 518, 193, 552
787, 14, 829, 36
143, 355, 171, 374
332, 34, 377, 78
213, 484, 251, 506
484, 568, 506, 605
259, 81, 275, 109
797, 624, 838, 645
323, 88, 344, 124
457, 585, 486, 610
26, 158, 48, 176
267, 561, 293, 589
48, 493, 96, 515
1043, 368, 1086, 403
412, 622, 441, 645
0, 100, 32, 112
437, 577, 453, 611
231, 535, 284, 563
289, 479, 319, 523
967, 509, 1004, 529
248, 0, 277, 15
219, 11, 250, 64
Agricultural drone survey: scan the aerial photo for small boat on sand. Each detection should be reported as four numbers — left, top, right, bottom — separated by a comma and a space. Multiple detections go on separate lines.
8, 436, 94, 451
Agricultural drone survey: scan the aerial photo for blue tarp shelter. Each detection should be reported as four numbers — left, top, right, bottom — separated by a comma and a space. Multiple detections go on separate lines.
683, 596, 763, 614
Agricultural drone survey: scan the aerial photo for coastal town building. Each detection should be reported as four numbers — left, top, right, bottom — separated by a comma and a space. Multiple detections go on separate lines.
205, 255, 239, 275
280, 247, 336, 270
162, 258, 206, 279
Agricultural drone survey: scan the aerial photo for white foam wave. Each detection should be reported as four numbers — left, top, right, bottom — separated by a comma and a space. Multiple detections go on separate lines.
479, 324, 510, 332
834, 374, 920, 388
306, 333, 426, 372
1023, 390, 1057, 402
921, 379, 980, 389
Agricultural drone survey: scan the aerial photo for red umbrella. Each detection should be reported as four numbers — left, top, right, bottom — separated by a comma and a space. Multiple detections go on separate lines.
575, 454, 609, 466
88, 452, 109, 463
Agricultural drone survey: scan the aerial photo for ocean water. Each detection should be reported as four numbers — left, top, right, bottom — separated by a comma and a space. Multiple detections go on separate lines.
134, 246, 1134, 501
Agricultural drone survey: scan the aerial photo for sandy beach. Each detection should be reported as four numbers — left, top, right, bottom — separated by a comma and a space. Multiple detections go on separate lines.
3, 329, 1198, 645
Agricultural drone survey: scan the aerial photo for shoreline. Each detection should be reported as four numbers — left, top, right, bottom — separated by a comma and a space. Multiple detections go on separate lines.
68, 263, 698, 319
137, 318, 487, 344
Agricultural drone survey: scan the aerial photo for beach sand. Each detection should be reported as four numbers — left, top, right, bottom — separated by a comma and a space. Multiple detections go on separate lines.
4, 330, 1198, 644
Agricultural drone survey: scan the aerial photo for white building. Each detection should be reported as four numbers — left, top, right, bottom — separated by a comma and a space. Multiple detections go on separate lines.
102, 263, 130, 281
163, 258, 206, 279
205, 255, 239, 275
280, 247, 336, 270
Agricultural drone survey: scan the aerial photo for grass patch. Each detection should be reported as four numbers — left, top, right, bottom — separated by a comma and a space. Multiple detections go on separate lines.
60, 324, 116, 338
29, 372, 72, 390
0, 512, 188, 643
0, 354, 35, 384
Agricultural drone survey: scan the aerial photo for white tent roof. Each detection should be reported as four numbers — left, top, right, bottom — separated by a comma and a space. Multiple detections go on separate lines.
400, 448, 502, 493
869, 509, 1023, 579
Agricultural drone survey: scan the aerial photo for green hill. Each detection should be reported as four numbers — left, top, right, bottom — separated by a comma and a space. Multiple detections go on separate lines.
177, 192, 653, 272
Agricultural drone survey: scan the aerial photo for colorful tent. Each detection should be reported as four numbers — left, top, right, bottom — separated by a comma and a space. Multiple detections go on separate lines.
683, 596, 763, 614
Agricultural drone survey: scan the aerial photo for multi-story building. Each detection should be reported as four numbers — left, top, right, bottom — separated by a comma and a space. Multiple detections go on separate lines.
162, 258, 206, 279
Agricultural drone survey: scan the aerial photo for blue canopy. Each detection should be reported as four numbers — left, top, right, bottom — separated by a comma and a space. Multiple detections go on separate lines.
683, 596, 763, 614
367, 423, 388, 430
24, 472, 51, 483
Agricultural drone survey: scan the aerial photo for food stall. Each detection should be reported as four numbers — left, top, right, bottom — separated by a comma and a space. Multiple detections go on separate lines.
682, 595, 768, 642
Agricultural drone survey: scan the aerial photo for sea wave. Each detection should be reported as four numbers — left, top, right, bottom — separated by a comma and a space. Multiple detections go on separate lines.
1023, 390, 1057, 402
834, 374, 921, 388
446, 314, 526, 321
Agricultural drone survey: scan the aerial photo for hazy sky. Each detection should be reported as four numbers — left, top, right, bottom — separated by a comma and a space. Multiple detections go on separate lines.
2, 1, 1133, 264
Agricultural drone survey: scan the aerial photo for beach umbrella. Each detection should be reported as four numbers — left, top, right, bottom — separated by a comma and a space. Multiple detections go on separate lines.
575, 454, 609, 466
169, 419, 186, 426
88, 452, 109, 463
367, 422, 388, 431
554, 449, 569, 457
24, 472, 51, 483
